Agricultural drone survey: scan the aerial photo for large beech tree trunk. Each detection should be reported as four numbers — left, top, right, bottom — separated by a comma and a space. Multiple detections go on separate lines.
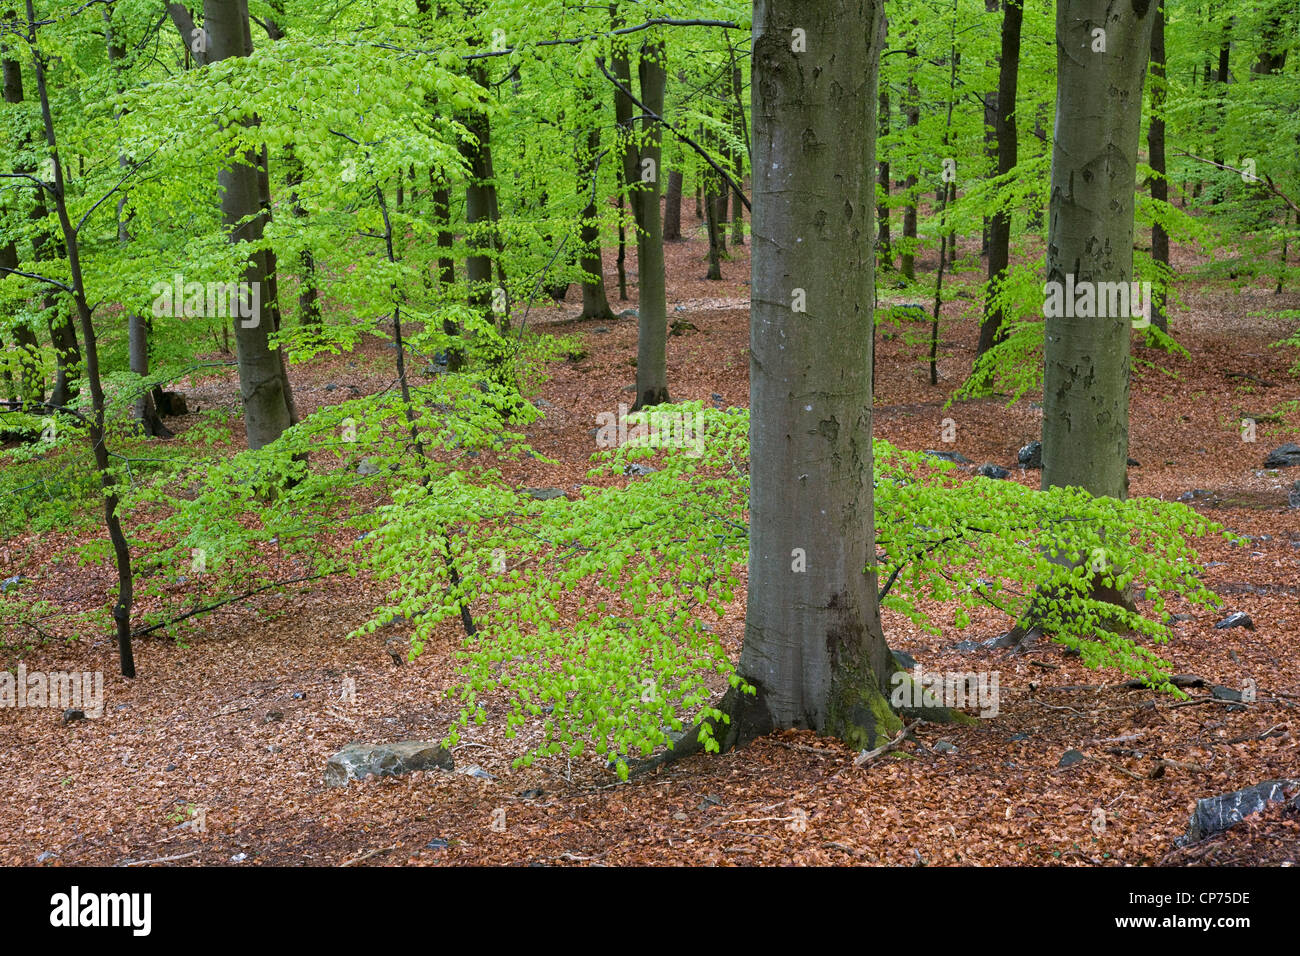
204, 0, 294, 451
1040, 0, 1156, 499
631, 39, 669, 409
716, 0, 902, 752
1148, 1, 1169, 333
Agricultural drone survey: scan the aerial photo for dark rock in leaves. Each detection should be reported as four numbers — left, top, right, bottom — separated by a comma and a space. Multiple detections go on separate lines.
954, 640, 981, 652
697, 794, 723, 809
1179, 780, 1300, 845
1017, 441, 1042, 468
1263, 443, 1300, 468
525, 487, 566, 500
934, 741, 958, 754
1058, 749, 1085, 768
1211, 685, 1244, 702
710, 393, 723, 402
925, 449, 971, 465
62, 709, 85, 725
623, 463, 657, 477
1009, 733, 1030, 742
324, 383, 337, 392
977, 463, 1010, 479
1214, 611, 1255, 630
1289, 481, 1300, 509
617, 309, 638, 319
165, 763, 178, 772
533, 398, 553, 409
983, 630, 1022, 649
426, 838, 450, 850
1127, 457, 1140, 467
669, 318, 698, 335
593, 326, 611, 334
324, 741, 454, 788
891, 649, 918, 670
521, 788, 544, 800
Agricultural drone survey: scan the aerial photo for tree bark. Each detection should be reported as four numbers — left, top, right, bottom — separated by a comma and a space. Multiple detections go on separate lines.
204, 0, 293, 451
1040, 0, 1156, 500
632, 39, 669, 409
663, 167, 683, 240
720, 0, 902, 752
577, 83, 616, 320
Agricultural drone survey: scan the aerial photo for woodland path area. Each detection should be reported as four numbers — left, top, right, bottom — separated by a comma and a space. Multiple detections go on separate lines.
2, 210, 1298, 867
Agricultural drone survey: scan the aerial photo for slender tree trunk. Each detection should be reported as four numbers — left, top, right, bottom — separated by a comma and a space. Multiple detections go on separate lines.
26, 0, 135, 676
204, 0, 293, 451
718, 0, 902, 753
663, 168, 683, 240
632, 38, 670, 409
1040, 0, 1155, 500
465, 60, 506, 329
877, 85, 892, 271
577, 84, 616, 320
1149, 0, 1169, 333
976, 0, 1022, 357
900, 53, 919, 281
1, 40, 43, 408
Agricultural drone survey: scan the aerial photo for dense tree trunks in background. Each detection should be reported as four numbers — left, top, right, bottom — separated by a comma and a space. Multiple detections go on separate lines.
1149, 1, 1169, 333
612, 16, 636, 303
632, 40, 669, 409
1040, 0, 1155, 500
720, 0, 902, 753
976, 0, 1022, 357
663, 168, 683, 240
204, 0, 294, 451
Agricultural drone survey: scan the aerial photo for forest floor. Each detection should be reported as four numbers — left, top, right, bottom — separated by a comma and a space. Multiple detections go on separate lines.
3, 201, 1300, 867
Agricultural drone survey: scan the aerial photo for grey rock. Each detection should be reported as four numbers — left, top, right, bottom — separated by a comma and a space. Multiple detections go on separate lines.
524, 487, 566, 501
924, 449, 971, 464
426, 838, 450, 850
1263, 443, 1300, 468
456, 764, 497, 782
593, 326, 610, 334
520, 788, 544, 800
1, 574, 27, 594
1180, 780, 1300, 844
934, 741, 958, 754
357, 458, 381, 476
1017, 441, 1042, 468
1127, 457, 1140, 467
324, 741, 454, 787
533, 398, 553, 409
1058, 749, 1085, 768
617, 309, 638, 319
1009, 733, 1030, 742
1211, 685, 1244, 702
976, 463, 1010, 479
1289, 481, 1300, 509
1214, 611, 1255, 630
62, 709, 85, 725
954, 640, 982, 652
623, 463, 657, 477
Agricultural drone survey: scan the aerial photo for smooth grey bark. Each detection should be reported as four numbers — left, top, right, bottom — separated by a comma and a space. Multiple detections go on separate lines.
720, 0, 902, 752
729, 62, 746, 245
204, 0, 293, 451
877, 85, 892, 270
632, 39, 669, 409
977, 0, 1023, 357
1040, 0, 1156, 500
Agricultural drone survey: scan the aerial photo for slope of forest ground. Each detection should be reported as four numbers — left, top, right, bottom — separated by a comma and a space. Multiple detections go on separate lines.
2, 207, 1299, 867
